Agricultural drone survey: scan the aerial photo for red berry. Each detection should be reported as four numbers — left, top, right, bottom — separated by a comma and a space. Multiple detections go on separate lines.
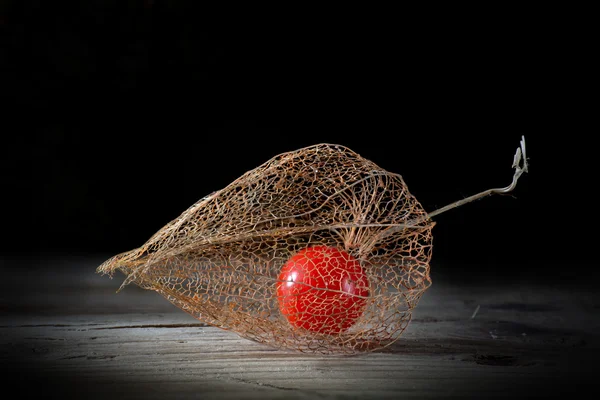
277, 245, 370, 334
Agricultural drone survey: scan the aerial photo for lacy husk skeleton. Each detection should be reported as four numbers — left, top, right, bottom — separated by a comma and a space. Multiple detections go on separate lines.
98, 137, 528, 354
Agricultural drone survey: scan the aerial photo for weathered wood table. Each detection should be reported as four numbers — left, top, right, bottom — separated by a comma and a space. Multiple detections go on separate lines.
1, 256, 598, 399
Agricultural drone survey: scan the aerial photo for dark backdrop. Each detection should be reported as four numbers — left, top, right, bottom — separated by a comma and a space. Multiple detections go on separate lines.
1, 1, 593, 282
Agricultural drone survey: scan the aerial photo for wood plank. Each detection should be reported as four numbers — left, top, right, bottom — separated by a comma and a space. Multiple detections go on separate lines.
1, 256, 598, 399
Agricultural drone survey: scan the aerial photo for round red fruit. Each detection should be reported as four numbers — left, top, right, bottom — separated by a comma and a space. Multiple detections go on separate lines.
276, 245, 369, 334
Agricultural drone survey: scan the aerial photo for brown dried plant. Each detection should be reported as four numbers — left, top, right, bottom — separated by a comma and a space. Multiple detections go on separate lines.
97, 137, 528, 354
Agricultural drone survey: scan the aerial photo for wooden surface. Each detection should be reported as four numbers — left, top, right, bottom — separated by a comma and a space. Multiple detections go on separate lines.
1, 255, 598, 399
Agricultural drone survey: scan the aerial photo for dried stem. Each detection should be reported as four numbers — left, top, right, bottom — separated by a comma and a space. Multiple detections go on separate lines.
426, 136, 528, 219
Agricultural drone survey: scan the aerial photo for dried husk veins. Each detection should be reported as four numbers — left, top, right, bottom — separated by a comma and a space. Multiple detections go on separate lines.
97, 144, 437, 353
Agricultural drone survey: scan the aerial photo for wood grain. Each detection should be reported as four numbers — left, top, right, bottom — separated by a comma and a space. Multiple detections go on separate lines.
1, 256, 598, 399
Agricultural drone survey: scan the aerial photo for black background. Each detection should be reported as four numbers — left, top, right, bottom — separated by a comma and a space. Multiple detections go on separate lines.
1, 1, 594, 281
